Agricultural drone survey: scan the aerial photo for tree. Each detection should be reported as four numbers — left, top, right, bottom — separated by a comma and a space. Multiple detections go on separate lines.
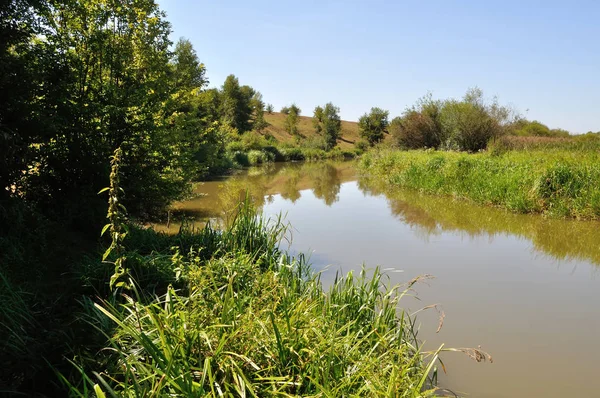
220, 75, 259, 134
171, 38, 207, 90
313, 103, 341, 150
19, 0, 182, 217
391, 95, 444, 149
266, 104, 274, 114
283, 104, 301, 136
250, 92, 268, 131
440, 88, 508, 151
358, 107, 389, 145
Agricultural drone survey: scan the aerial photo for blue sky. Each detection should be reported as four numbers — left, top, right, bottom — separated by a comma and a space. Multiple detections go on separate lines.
159, 0, 599, 133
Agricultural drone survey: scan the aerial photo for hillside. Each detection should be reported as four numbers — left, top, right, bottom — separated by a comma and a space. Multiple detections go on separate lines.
263, 112, 362, 149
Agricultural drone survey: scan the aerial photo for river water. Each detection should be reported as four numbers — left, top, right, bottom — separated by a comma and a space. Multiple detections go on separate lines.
156, 161, 600, 397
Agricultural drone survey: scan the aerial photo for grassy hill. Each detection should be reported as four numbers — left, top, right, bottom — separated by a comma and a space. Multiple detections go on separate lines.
263, 112, 362, 149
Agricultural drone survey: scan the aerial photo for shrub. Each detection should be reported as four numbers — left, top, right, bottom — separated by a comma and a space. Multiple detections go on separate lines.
247, 150, 274, 165
262, 146, 285, 162
358, 107, 389, 145
232, 151, 250, 167
241, 131, 268, 151
354, 139, 370, 154
279, 147, 305, 161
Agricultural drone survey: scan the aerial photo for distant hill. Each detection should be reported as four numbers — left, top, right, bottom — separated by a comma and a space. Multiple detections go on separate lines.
263, 112, 361, 149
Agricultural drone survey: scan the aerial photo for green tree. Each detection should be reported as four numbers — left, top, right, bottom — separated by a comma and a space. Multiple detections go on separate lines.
266, 104, 274, 114
165, 39, 231, 179
440, 88, 507, 151
358, 107, 389, 145
220, 74, 258, 133
5, 0, 180, 217
313, 103, 342, 150
250, 92, 268, 131
284, 104, 301, 136
0, 0, 54, 200
172, 38, 207, 90
391, 95, 444, 149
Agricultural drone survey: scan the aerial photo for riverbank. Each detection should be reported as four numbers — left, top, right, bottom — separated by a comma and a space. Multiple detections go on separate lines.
359, 148, 600, 219
64, 201, 447, 396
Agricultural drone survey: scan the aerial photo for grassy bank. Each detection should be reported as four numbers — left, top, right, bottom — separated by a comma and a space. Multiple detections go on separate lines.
359, 149, 600, 219
57, 201, 452, 396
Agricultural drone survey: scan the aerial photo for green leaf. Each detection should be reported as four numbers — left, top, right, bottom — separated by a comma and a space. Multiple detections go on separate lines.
93, 384, 106, 398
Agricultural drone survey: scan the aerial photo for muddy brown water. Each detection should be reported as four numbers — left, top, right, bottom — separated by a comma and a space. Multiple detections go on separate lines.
154, 161, 600, 398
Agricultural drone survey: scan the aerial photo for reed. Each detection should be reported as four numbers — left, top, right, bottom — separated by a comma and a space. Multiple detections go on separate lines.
359, 148, 600, 219
66, 200, 463, 396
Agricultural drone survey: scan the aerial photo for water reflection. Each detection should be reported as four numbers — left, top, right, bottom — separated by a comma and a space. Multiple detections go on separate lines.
153, 161, 600, 397
358, 176, 600, 266
156, 161, 600, 267
155, 162, 353, 232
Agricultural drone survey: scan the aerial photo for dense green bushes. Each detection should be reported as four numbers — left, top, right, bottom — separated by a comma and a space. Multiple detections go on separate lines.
360, 149, 600, 219
390, 89, 513, 152
224, 131, 357, 167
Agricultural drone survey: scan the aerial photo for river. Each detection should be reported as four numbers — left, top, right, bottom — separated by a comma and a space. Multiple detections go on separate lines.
155, 161, 600, 398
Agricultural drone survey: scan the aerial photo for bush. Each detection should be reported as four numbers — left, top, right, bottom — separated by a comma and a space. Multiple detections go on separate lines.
262, 146, 285, 162
232, 151, 250, 167
354, 139, 370, 154
226, 140, 244, 153
303, 135, 329, 151
247, 150, 274, 165
241, 131, 269, 151
279, 147, 305, 161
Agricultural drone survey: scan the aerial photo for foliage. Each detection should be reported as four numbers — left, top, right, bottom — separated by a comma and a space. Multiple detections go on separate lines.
252, 92, 269, 131
283, 103, 301, 136
172, 38, 207, 90
512, 119, 571, 138
69, 202, 450, 397
266, 103, 274, 114
360, 148, 600, 219
354, 139, 371, 154
220, 74, 254, 133
391, 95, 445, 149
439, 88, 510, 151
359, 107, 389, 145
390, 89, 517, 152
313, 102, 342, 150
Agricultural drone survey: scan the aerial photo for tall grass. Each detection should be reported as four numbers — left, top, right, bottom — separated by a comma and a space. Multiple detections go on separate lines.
359, 148, 600, 219
65, 199, 473, 397
488, 134, 600, 153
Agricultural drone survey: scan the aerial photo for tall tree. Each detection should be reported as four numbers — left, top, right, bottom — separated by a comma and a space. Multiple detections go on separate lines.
284, 104, 301, 136
220, 74, 256, 133
166, 38, 228, 179
313, 103, 341, 150
171, 38, 207, 90
251, 92, 268, 131
359, 107, 389, 145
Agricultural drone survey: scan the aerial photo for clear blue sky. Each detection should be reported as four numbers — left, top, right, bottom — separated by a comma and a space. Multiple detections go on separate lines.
159, 0, 599, 133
